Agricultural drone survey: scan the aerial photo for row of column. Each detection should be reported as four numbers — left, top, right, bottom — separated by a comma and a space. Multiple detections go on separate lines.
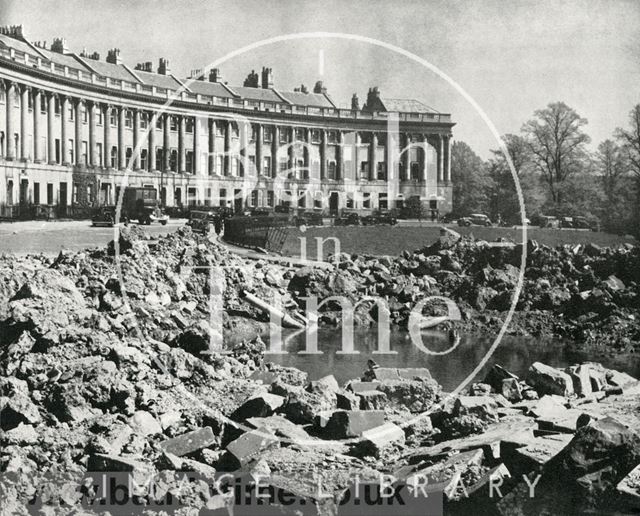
2, 80, 452, 181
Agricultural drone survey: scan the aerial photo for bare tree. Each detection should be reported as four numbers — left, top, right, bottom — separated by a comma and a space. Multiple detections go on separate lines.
489, 133, 532, 178
597, 139, 626, 196
522, 102, 590, 203
615, 104, 640, 236
616, 104, 640, 178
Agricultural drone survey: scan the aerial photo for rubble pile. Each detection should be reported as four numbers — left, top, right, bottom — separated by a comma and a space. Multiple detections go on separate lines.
0, 226, 638, 514
289, 228, 640, 349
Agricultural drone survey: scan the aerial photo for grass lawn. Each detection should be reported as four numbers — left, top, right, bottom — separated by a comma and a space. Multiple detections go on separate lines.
280, 224, 637, 260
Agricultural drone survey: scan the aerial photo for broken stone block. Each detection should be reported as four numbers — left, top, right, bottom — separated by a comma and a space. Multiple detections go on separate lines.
484, 364, 519, 392
501, 378, 522, 402
224, 427, 278, 468
508, 434, 573, 474
465, 463, 511, 499
526, 362, 574, 397
0, 395, 42, 430
354, 422, 405, 458
453, 395, 499, 419
364, 367, 433, 382
336, 390, 360, 410
527, 395, 567, 419
158, 427, 216, 457
88, 453, 154, 485
230, 393, 284, 422
346, 381, 381, 393
406, 448, 484, 501
129, 410, 162, 436
3, 423, 38, 444
604, 274, 625, 291
307, 375, 339, 395
606, 369, 638, 388
357, 390, 388, 410
245, 415, 311, 443
568, 364, 593, 397
470, 382, 492, 396
322, 410, 385, 439
616, 464, 640, 512
159, 410, 182, 430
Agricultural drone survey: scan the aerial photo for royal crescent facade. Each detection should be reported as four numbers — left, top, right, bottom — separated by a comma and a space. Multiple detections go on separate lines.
0, 25, 454, 218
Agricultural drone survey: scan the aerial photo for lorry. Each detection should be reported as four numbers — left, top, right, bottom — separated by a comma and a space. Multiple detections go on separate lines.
92, 187, 168, 227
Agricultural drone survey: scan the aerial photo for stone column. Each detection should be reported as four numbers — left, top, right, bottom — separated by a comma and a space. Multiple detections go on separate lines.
369, 132, 377, 180
287, 128, 295, 175
74, 99, 83, 166
208, 119, 215, 175
320, 129, 327, 180
256, 123, 263, 176
60, 95, 68, 165
193, 116, 199, 175
271, 125, 279, 178
336, 131, 343, 180
437, 134, 444, 182
403, 134, 411, 180
132, 109, 140, 170
303, 128, 311, 177
88, 102, 96, 166
20, 85, 29, 160
118, 106, 125, 169
178, 115, 185, 173
47, 93, 56, 164
163, 114, 170, 171
33, 89, 41, 162
103, 105, 111, 168
445, 135, 452, 182
223, 120, 231, 176
239, 121, 247, 177
5, 82, 14, 160
148, 111, 156, 171
354, 132, 360, 180
421, 134, 428, 181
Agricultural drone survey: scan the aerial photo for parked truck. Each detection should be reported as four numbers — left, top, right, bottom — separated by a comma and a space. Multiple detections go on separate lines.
92, 187, 168, 227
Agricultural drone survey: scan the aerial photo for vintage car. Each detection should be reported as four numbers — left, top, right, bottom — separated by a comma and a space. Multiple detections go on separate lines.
186, 210, 217, 234
361, 210, 398, 226
294, 211, 324, 227
457, 213, 493, 227
334, 212, 361, 226
249, 207, 273, 217
91, 207, 117, 227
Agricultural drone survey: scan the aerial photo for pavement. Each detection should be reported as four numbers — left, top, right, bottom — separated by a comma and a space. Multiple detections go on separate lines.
0, 219, 187, 256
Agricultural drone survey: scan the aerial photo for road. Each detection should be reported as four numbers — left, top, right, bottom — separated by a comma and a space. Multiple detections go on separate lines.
0, 219, 187, 256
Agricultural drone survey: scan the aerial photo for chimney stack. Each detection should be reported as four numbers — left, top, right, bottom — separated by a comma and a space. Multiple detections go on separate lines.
313, 80, 327, 94
106, 48, 122, 65
51, 37, 69, 54
209, 68, 222, 83
0, 25, 25, 40
135, 61, 153, 72
158, 58, 170, 75
243, 70, 259, 88
261, 67, 273, 89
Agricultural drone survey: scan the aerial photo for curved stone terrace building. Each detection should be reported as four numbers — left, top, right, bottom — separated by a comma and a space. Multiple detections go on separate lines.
0, 25, 454, 219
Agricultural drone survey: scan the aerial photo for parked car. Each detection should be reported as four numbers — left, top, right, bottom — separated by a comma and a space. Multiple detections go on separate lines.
91, 207, 116, 227
538, 215, 560, 229
440, 212, 461, 224
334, 212, 361, 226
274, 205, 296, 215
457, 213, 492, 227
573, 216, 600, 232
250, 207, 273, 217
361, 210, 398, 226
294, 211, 324, 227
187, 210, 221, 234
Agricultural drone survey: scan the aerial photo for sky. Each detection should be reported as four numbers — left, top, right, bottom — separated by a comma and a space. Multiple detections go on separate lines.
2, 0, 639, 158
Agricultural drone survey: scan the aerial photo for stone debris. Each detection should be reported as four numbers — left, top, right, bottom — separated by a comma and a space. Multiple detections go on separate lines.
0, 226, 638, 514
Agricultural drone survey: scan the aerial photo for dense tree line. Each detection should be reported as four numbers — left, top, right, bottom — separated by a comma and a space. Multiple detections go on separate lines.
451, 102, 640, 236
